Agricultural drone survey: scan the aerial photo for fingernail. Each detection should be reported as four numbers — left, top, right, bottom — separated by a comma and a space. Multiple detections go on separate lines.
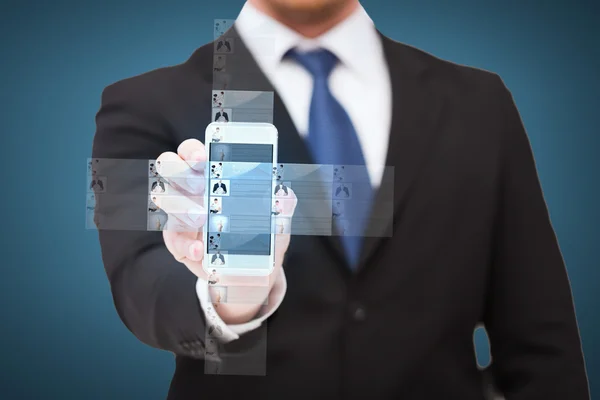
190, 151, 204, 162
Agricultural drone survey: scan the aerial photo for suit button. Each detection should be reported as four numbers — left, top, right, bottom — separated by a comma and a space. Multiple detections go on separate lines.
350, 303, 367, 322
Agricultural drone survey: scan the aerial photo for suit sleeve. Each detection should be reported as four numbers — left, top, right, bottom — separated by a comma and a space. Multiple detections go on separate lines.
484, 77, 590, 398
92, 81, 208, 358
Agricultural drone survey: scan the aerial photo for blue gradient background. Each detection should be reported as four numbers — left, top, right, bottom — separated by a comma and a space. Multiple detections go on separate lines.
1, 0, 598, 398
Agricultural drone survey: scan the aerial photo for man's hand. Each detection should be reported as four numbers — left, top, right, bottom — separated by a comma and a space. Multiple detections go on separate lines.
153, 139, 297, 325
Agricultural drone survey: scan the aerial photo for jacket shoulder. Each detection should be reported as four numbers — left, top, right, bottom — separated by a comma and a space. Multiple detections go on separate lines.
99, 42, 214, 108
388, 38, 506, 97
103, 64, 179, 98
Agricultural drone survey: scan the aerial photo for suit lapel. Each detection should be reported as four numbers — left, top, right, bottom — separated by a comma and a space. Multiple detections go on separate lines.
357, 33, 447, 272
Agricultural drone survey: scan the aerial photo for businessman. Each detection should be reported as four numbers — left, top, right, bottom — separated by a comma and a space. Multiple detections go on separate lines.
151, 178, 166, 194
93, 0, 589, 399
212, 180, 228, 195
271, 200, 282, 215
216, 38, 233, 53
211, 126, 223, 142
209, 198, 221, 214
214, 108, 229, 122
273, 181, 288, 196
211, 252, 226, 265
208, 269, 220, 284
213, 55, 226, 72
334, 182, 350, 198
332, 200, 344, 218
89, 170, 104, 192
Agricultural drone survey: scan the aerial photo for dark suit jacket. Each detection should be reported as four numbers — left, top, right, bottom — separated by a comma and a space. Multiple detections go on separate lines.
334, 184, 350, 198
151, 181, 165, 192
274, 184, 288, 195
210, 254, 225, 264
92, 26, 589, 400
90, 179, 104, 191
217, 40, 231, 52
212, 183, 227, 194
214, 111, 229, 121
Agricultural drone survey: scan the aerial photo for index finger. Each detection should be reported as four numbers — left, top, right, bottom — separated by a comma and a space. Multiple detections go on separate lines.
177, 138, 206, 172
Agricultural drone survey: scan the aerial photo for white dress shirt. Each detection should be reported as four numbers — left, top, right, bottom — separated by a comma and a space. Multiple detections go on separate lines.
197, 1, 392, 343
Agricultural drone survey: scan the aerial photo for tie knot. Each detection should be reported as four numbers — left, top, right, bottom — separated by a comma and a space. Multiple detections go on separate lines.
285, 48, 339, 79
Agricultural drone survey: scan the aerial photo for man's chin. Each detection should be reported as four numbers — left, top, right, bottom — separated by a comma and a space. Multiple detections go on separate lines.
268, 0, 346, 23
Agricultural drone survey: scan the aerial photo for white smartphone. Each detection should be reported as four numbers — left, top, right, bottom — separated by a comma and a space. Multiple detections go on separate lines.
203, 122, 278, 276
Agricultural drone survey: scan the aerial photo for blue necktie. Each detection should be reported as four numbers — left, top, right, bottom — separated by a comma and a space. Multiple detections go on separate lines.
286, 48, 373, 269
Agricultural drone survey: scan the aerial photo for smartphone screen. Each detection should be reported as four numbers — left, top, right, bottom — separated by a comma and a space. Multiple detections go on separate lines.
203, 122, 278, 276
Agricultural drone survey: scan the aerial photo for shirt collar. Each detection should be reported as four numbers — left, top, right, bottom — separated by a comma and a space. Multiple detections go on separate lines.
234, 1, 382, 79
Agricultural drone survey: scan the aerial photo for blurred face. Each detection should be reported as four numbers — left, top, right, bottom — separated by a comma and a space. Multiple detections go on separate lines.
252, 0, 356, 25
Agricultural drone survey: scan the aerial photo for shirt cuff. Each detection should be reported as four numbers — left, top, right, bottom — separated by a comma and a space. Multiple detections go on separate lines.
195, 268, 287, 343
